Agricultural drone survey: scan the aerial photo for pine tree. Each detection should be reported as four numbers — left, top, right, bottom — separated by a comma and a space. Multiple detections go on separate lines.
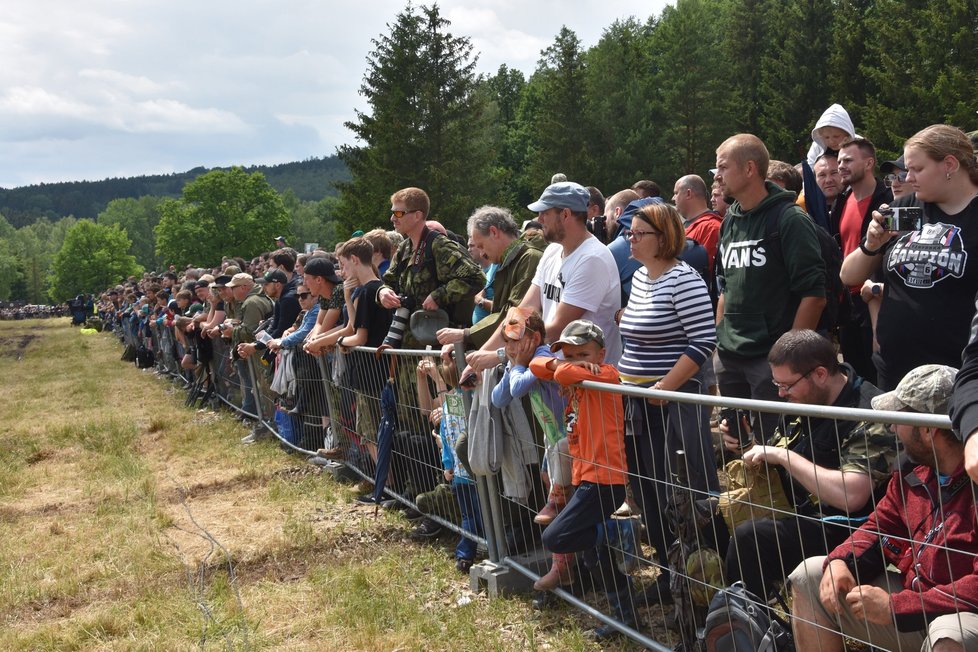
338, 3, 491, 235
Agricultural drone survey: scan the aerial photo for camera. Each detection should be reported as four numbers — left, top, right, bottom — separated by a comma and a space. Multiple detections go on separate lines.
719, 408, 754, 450
880, 206, 923, 232
587, 214, 608, 244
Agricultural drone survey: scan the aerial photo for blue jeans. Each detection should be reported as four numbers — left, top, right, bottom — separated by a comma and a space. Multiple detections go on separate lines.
453, 482, 484, 562
235, 358, 257, 417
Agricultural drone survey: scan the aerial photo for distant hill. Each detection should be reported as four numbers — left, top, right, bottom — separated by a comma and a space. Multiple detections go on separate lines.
0, 156, 350, 228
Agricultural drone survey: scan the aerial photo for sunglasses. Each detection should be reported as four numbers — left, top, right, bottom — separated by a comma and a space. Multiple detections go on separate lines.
884, 172, 908, 187
297, 292, 311, 299
391, 209, 417, 219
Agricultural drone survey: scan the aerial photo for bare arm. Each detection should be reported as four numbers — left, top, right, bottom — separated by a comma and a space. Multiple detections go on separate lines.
792, 295, 827, 331
742, 446, 873, 512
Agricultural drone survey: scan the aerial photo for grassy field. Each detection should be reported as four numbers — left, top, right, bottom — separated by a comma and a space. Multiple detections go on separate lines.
0, 319, 641, 651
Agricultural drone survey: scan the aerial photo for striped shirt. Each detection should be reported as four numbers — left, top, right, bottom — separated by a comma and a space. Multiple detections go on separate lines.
618, 261, 717, 383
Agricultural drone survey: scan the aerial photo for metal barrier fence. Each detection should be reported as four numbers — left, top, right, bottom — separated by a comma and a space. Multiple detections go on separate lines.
120, 319, 974, 651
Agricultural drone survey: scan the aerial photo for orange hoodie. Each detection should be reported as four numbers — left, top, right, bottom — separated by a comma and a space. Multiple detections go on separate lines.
529, 359, 627, 486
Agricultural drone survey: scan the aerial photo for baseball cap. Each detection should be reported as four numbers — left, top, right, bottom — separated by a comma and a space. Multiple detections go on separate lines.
527, 182, 590, 213
550, 319, 605, 352
226, 273, 254, 288
210, 274, 232, 288
263, 269, 288, 285
871, 364, 958, 414
880, 155, 906, 176
303, 257, 342, 284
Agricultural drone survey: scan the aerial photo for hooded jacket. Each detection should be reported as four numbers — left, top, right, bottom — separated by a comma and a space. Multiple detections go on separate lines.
716, 182, 826, 358
608, 197, 663, 303
806, 103, 857, 166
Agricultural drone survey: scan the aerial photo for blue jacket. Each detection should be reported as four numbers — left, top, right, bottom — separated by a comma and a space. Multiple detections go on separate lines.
608, 197, 664, 303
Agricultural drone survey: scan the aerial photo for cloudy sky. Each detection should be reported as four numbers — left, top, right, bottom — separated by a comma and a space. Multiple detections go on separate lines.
0, 0, 671, 189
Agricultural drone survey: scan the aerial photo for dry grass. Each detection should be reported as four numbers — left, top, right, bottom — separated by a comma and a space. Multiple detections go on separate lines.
0, 320, 646, 651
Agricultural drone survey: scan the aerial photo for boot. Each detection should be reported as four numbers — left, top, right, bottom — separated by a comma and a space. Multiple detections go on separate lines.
533, 553, 574, 591
534, 483, 569, 525
589, 582, 639, 641
605, 517, 642, 574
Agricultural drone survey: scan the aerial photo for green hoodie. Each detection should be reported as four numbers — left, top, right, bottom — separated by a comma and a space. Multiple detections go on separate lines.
717, 182, 825, 358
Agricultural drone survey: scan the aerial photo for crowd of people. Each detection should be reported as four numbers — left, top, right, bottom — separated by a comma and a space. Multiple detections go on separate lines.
0, 303, 68, 320
94, 113, 978, 651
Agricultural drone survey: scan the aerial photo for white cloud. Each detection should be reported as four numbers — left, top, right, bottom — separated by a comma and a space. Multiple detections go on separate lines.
0, 0, 670, 188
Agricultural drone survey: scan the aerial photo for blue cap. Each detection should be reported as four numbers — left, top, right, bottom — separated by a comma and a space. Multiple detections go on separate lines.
527, 182, 590, 213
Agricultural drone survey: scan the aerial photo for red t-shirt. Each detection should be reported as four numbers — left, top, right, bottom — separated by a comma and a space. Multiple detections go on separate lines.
840, 193, 872, 292
839, 193, 872, 257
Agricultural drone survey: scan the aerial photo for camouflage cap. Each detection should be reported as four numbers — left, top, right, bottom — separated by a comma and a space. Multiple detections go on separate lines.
871, 364, 958, 414
550, 319, 604, 352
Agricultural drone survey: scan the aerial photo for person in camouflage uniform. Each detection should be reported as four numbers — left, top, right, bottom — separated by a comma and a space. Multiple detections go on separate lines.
378, 187, 485, 338
377, 187, 485, 443
718, 329, 897, 599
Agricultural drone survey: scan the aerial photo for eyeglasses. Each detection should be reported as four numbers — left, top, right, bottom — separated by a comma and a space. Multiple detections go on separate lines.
391, 209, 417, 219
883, 172, 908, 187
297, 292, 311, 299
771, 367, 817, 393
624, 229, 660, 241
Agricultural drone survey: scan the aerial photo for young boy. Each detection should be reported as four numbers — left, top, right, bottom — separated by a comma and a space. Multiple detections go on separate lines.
529, 319, 639, 639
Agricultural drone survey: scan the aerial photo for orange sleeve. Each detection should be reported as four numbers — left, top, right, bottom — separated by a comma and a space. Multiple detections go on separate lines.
553, 362, 620, 385
529, 356, 556, 381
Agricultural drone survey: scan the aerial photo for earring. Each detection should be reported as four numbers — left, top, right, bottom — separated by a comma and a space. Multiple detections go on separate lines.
947, 172, 952, 181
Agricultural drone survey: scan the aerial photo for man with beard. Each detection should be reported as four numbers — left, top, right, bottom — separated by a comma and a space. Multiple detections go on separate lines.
513, 181, 622, 364
717, 329, 895, 599
791, 365, 978, 652
832, 138, 892, 384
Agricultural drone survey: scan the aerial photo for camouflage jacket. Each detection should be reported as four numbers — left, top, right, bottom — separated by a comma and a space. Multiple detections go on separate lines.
383, 227, 485, 327
767, 365, 896, 520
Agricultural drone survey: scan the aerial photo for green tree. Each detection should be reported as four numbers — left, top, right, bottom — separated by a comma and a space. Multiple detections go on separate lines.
155, 168, 291, 268
0, 214, 23, 301
49, 220, 141, 301
522, 27, 590, 190
97, 196, 164, 271
284, 191, 342, 251
338, 3, 492, 235
479, 65, 528, 207
583, 18, 657, 191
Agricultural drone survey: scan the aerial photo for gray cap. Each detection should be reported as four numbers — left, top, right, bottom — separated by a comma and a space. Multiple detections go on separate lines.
550, 319, 605, 352
871, 364, 958, 414
527, 182, 590, 213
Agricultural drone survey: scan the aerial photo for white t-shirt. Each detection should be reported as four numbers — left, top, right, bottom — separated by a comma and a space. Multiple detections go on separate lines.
532, 238, 623, 364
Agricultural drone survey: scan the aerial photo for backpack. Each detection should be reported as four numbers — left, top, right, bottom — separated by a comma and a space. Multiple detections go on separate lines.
135, 344, 155, 369
681, 237, 719, 309
418, 227, 476, 328
703, 582, 794, 652
763, 200, 846, 335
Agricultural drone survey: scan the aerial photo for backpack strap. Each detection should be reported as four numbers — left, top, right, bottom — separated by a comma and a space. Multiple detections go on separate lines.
762, 198, 799, 264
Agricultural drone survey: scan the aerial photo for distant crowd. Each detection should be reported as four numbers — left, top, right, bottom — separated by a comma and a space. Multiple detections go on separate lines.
0, 303, 69, 320
94, 110, 978, 651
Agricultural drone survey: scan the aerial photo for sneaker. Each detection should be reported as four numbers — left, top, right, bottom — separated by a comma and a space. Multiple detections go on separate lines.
410, 517, 443, 540
402, 507, 424, 522
455, 558, 473, 574
356, 493, 379, 505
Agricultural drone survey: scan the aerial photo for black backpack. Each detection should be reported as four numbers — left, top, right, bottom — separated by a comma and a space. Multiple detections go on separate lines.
135, 344, 155, 369
703, 582, 794, 652
763, 200, 847, 335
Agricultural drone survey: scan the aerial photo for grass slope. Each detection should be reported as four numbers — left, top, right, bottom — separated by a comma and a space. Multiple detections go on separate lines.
0, 320, 629, 651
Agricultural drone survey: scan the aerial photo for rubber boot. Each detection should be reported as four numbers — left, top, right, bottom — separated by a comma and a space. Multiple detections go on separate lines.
590, 580, 639, 641
533, 552, 574, 591
534, 483, 569, 525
